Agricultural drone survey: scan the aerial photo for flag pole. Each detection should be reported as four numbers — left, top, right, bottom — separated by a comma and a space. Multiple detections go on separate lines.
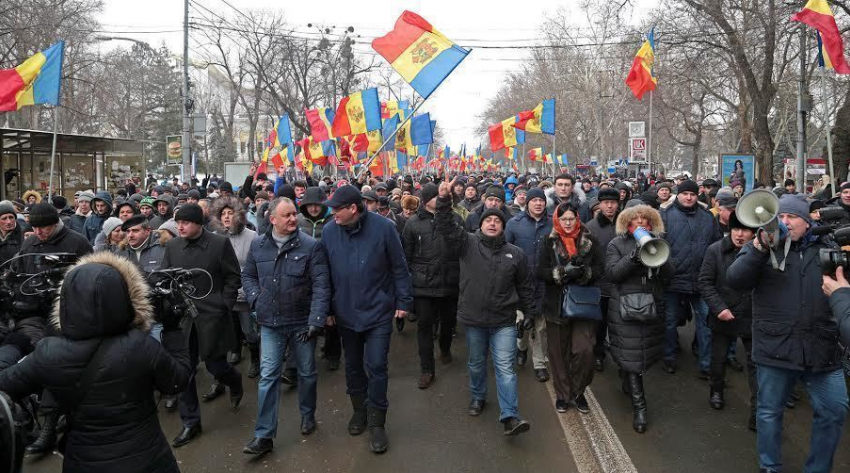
48, 106, 60, 199
356, 99, 428, 179
647, 90, 654, 176
821, 65, 836, 198
551, 132, 557, 176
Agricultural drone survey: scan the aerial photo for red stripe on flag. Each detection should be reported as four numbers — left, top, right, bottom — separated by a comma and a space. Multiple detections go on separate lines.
0, 69, 25, 112
331, 96, 352, 137
371, 13, 427, 63
792, 8, 850, 74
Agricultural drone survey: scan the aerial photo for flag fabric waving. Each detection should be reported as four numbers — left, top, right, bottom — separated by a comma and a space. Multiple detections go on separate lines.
331, 88, 382, 137
625, 28, 657, 100
372, 11, 470, 99
381, 100, 410, 119
527, 147, 544, 161
275, 114, 293, 146
793, 0, 850, 74
489, 115, 526, 151
306, 107, 335, 142
0, 41, 64, 111
514, 99, 556, 135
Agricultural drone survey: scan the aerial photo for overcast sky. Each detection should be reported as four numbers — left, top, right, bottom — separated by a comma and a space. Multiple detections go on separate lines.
100, 0, 653, 150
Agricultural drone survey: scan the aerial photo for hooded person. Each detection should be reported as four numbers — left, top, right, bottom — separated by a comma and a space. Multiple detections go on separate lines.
22, 190, 42, 206
149, 195, 175, 230
503, 175, 519, 203
83, 191, 114, 244
0, 252, 192, 473
298, 187, 331, 240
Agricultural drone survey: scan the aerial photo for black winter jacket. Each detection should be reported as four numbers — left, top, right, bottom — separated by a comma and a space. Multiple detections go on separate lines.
464, 203, 513, 232
436, 196, 536, 327
0, 222, 26, 266
727, 236, 842, 372
828, 287, 850, 348
402, 208, 461, 298
661, 200, 722, 293
697, 236, 752, 338
583, 211, 618, 297
0, 252, 191, 473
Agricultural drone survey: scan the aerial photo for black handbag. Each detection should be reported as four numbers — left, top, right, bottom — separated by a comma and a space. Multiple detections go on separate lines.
619, 293, 658, 322
561, 284, 602, 321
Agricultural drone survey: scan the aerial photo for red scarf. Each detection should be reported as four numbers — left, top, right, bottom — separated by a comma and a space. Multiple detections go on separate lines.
553, 212, 582, 257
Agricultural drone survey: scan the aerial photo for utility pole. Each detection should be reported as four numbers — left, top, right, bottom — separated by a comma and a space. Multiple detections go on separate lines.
181, 0, 192, 184
796, 26, 808, 194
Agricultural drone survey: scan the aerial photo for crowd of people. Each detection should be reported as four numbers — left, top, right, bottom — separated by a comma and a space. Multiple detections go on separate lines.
0, 165, 848, 472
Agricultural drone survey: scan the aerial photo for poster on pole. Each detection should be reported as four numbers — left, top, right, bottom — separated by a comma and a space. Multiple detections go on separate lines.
719, 154, 755, 192
166, 135, 182, 166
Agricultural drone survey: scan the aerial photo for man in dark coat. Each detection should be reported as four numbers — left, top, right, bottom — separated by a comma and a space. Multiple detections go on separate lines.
402, 183, 461, 389
583, 187, 620, 372
727, 194, 849, 473
505, 187, 552, 382
697, 212, 757, 429
0, 200, 26, 264
321, 185, 412, 454
436, 178, 535, 437
162, 203, 243, 448
149, 195, 175, 230
83, 191, 113, 244
67, 190, 94, 235
660, 179, 722, 376
465, 185, 513, 232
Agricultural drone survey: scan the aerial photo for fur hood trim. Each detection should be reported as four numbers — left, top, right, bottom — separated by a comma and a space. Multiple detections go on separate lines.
210, 195, 246, 235
615, 205, 665, 236
23, 190, 42, 204
51, 251, 154, 333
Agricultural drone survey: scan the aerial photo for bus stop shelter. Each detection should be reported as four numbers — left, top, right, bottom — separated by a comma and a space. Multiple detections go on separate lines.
0, 128, 144, 201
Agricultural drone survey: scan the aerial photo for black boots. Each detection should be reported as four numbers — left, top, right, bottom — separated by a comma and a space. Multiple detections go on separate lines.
709, 389, 724, 410
627, 373, 647, 434
348, 395, 368, 435
367, 407, 388, 453
247, 343, 260, 379
618, 369, 631, 396
27, 411, 61, 454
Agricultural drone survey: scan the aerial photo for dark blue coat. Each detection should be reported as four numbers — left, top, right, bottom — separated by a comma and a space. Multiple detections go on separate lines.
242, 230, 330, 328
322, 211, 413, 331
505, 209, 552, 272
661, 200, 721, 293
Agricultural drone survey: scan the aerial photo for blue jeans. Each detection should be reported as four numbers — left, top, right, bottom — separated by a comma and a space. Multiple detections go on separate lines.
756, 364, 849, 472
339, 320, 393, 410
663, 292, 711, 371
149, 322, 163, 343
254, 324, 318, 439
466, 325, 519, 422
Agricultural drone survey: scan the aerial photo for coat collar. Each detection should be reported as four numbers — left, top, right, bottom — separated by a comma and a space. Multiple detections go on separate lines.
180, 228, 210, 249
595, 211, 616, 227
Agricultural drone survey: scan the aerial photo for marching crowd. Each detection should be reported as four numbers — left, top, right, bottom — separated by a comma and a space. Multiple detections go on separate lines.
0, 166, 848, 473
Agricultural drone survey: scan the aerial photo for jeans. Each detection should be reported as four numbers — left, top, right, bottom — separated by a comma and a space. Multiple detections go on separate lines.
238, 310, 259, 345
663, 292, 711, 371
756, 364, 849, 472
466, 325, 519, 422
179, 326, 242, 428
414, 296, 457, 373
339, 320, 393, 410
254, 324, 317, 439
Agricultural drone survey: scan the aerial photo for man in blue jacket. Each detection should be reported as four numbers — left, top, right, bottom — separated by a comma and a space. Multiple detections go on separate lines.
241, 197, 331, 456
321, 185, 412, 454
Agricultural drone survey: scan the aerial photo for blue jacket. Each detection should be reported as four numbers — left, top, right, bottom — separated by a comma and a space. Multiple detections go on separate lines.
505, 210, 552, 272
504, 175, 519, 203
242, 229, 330, 328
322, 211, 413, 331
661, 200, 721, 293
84, 191, 113, 244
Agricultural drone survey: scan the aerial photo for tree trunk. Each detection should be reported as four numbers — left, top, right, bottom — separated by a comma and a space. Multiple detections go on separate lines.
752, 98, 776, 186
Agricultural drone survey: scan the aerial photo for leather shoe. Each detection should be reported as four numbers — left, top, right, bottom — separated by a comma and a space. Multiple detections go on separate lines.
516, 349, 528, 367
468, 399, 486, 416
202, 382, 225, 401
709, 390, 724, 410
281, 368, 298, 386
502, 417, 531, 436
172, 424, 202, 448
231, 388, 244, 409
163, 394, 178, 411
726, 358, 744, 372
535, 368, 549, 382
301, 416, 316, 435
243, 437, 273, 455
229, 350, 241, 364
572, 394, 590, 414
418, 372, 435, 389
662, 361, 677, 374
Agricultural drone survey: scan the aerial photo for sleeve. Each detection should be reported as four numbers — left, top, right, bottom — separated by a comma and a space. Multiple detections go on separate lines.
0, 349, 44, 399
436, 196, 469, 255
605, 238, 641, 283
584, 234, 605, 285
725, 241, 769, 290
241, 241, 260, 310
401, 219, 415, 267
220, 238, 242, 309
386, 225, 413, 312
829, 287, 850, 347
273, 176, 286, 196
150, 331, 192, 395
536, 239, 558, 284
504, 219, 516, 245
697, 245, 727, 316
307, 242, 332, 327
241, 175, 256, 200
514, 252, 538, 319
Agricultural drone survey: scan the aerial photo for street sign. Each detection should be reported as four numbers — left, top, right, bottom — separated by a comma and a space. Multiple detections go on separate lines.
590, 157, 598, 166
630, 138, 647, 161
629, 121, 646, 137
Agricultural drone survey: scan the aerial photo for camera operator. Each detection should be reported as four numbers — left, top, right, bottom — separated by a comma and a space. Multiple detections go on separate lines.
727, 194, 849, 473
0, 252, 191, 472
823, 266, 850, 348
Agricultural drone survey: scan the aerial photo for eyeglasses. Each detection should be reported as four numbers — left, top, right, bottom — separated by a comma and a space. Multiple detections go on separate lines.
560, 217, 577, 223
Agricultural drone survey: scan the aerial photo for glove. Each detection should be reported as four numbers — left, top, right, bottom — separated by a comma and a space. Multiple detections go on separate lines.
629, 247, 642, 263
297, 325, 323, 343
564, 262, 585, 281
521, 317, 534, 331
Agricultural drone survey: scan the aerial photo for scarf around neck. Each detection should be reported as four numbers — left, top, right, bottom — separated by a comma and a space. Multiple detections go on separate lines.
553, 212, 581, 257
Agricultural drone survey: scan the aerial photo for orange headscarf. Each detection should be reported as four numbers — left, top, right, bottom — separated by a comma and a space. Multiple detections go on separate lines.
553, 211, 582, 257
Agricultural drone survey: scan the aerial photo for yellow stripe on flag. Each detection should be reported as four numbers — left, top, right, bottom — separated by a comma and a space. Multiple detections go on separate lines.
345, 92, 368, 135
391, 31, 454, 83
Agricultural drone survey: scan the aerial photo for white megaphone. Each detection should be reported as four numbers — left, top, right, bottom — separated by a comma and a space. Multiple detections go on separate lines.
735, 189, 788, 246
632, 226, 670, 268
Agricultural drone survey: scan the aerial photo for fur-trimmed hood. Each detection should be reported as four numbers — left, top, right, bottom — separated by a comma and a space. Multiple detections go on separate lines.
209, 195, 246, 235
22, 190, 42, 204
615, 205, 665, 236
51, 251, 154, 339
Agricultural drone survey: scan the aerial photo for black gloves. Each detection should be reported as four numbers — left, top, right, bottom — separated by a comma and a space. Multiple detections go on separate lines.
629, 247, 642, 263
297, 325, 323, 343
521, 317, 534, 331
564, 262, 585, 280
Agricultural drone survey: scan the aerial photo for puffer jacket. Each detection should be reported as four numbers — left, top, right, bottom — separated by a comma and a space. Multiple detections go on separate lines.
727, 233, 842, 372
697, 236, 752, 338
584, 211, 618, 296
605, 206, 673, 374
83, 191, 113, 243
242, 229, 330, 328
0, 252, 191, 473
436, 195, 536, 327
536, 225, 604, 324
661, 199, 722, 293
503, 175, 519, 203
402, 208, 461, 298
505, 209, 553, 275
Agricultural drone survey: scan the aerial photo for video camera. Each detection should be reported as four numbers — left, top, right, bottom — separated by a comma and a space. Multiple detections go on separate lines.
147, 268, 212, 328
0, 253, 78, 335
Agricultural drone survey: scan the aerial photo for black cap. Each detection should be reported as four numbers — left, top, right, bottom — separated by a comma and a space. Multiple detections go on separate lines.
702, 178, 718, 188
419, 183, 439, 205
121, 215, 149, 231
362, 190, 379, 202
29, 202, 59, 228
597, 188, 620, 203
677, 180, 699, 195
187, 189, 200, 200
174, 203, 204, 225
526, 187, 546, 203
324, 185, 362, 209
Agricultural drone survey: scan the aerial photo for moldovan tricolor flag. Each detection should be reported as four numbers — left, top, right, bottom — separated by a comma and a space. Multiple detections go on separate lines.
625, 28, 657, 100
792, 0, 850, 74
331, 88, 382, 137
514, 99, 556, 135
0, 41, 64, 111
489, 115, 526, 151
306, 107, 335, 142
527, 147, 544, 162
372, 11, 470, 99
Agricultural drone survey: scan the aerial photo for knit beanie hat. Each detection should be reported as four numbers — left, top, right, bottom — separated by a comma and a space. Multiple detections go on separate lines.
139, 197, 156, 209
419, 183, 439, 205
0, 200, 16, 217
777, 194, 812, 225
159, 219, 179, 237
483, 185, 506, 202
174, 203, 204, 225
52, 195, 68, 210
479, 207, 507, 228
29, 202, 59, 227
526, 187, 546, 203
101, 217, 123, 239
677, 180, 699, 195
77, 191, 95, 203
